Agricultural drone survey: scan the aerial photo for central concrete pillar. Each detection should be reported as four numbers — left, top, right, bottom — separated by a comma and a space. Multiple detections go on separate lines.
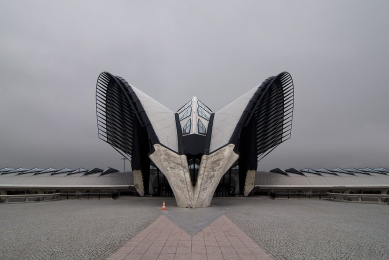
149, 144, 239, 208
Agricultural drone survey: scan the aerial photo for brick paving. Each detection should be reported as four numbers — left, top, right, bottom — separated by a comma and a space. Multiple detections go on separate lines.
107, 215, 272, 260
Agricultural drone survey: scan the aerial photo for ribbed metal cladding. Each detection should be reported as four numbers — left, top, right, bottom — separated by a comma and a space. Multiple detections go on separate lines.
96, 72, 135, 160
255, 72, 294, 161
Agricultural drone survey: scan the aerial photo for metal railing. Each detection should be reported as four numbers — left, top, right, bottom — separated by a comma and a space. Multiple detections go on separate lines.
269, 191, 328, 199
0, 193, 60, 203
59, 191, 121, 200
327, 193, 389, 204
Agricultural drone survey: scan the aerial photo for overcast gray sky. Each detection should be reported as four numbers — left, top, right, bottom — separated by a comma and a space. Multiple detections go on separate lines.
0, 0, 388, 171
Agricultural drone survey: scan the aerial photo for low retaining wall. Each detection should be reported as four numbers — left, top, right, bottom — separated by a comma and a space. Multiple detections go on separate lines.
0, 193, 60, 203
327, 193, 389, 205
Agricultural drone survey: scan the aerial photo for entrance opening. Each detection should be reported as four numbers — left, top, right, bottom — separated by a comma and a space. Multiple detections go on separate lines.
214, 164, 240, 196
150, 165, 173, 197
187, 157, 201, 186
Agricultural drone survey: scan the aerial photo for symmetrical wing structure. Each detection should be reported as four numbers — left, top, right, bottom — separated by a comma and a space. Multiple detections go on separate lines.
96, 71, 294, 207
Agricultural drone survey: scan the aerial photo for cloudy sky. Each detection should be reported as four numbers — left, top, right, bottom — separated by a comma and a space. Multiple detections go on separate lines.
0, 1, 388, 171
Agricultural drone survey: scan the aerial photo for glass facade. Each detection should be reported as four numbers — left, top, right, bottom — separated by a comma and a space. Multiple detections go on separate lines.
183, 119, 191, 134
198, 119, 206, 134
177, 100, 192, 114
180, 107, 192, 120
197, 107, 209, 120
197, 100, 212, 114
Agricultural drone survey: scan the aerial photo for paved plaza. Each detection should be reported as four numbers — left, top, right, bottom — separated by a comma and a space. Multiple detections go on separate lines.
1, 197, 389, 260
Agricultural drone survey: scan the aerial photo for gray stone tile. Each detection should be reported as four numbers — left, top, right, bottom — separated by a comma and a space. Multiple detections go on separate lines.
162, 207, 229, 235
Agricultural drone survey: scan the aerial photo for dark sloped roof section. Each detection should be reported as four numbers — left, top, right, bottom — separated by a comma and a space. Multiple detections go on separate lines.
270, 168, 289, 176
374, 168, 389, 174
96, 72, 159, 161
84, 168, 103, 176
25, 168, 45, 174
35, 168, 58, 175
315, 168, 338, 176
285, 168, 305, 176
359, 168, 387, 175
51, 168, 73, 175
229, 72, 294, 162
300, 168, 322, 176
343, 168, 370, 175
0, 168, 15, 174
330, 168, 355, 176
13, 168, 31, 175
100, 167, 119, 176
67, 168, 88, 175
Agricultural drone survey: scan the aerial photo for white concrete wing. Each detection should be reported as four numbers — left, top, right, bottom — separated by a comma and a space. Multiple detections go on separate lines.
132, 86, 178, 153
209, 87, 258, 153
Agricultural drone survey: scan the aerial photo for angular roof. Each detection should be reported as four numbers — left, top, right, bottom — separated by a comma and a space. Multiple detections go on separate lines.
210, 72, 294, 163
210, 87, 257, 152
132, 86, 178, 152
96, 71, 294, 165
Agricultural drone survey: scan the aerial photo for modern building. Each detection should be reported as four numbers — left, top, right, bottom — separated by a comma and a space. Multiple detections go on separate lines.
2, 72, 387, 205
95, 71, 294, 207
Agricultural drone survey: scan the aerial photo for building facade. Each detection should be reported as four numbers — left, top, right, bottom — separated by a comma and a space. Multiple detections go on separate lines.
95, 71, 294, 207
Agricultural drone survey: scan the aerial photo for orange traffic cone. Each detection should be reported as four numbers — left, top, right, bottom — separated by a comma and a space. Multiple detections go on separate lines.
161, 201, 166, 210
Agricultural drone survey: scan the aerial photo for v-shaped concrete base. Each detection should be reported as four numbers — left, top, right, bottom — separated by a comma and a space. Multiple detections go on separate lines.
149, 144, 239, 208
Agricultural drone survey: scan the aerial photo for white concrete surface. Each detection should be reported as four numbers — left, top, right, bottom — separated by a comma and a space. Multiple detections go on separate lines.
209, 86, 258, 152
193, 144, 239, 207
244, 170, 256, 196
149, 144, 194, 208
133, 170, 144, 196
132, 86, 178, 152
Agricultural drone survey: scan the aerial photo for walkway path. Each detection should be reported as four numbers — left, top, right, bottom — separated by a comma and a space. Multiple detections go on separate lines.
107, 214, 272, 260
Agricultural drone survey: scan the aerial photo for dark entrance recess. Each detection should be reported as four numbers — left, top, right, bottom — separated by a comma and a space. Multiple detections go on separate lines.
214, 164, 239, 197
150, 165, 173, 197
188, 157, 201, 186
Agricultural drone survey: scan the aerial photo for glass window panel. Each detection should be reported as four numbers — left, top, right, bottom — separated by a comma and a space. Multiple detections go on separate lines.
56, 168, 73, 173
40, 168, 58, 173
197, 107, 209, 120
183, 119, 191, 134
177, 100, 192, 114
198, 119, 206, 134
71, 168, 88, 173
197, 100, 212, 113
331, 168, 348, 173
180, 107, 192, 120
344, 168, 363, 173
25, 168, 44, 173
315, 168, 333, 173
